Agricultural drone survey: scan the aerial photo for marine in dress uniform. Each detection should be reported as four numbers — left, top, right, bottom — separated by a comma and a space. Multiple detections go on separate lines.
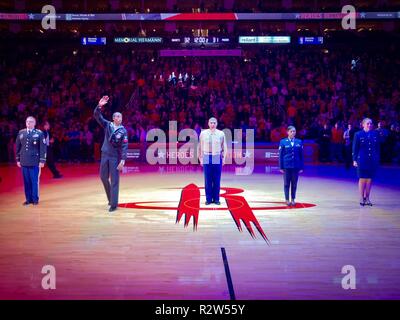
279, 126, 304, 206
352, 118, 380, 206
94, 96, 128, 212
199, 117, 227, 205
16, 117, 47, 205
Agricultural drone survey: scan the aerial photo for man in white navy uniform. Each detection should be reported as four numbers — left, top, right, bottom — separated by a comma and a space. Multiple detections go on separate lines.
199, 117, 227, 205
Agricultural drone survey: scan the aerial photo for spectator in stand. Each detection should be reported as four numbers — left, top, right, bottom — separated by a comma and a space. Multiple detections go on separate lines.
392, 125, 400, 164
331, 122, 344, 163
42, 121, 63, 178
376, 121, 389, 163
386, 124, 397, 163
271, 127, 283, 142
287, 100, 297, 126
82, 124, 94, 162
318, 124, 332, 163
0, 44, 399, 165
343, 123, 357, 169
66, 125, 81, 163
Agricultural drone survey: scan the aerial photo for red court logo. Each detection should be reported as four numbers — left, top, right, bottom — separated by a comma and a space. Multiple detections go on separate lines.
119, 183, 316, 243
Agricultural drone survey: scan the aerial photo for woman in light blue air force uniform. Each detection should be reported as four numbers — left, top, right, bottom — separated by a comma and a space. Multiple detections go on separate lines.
353, 118, 380, 206
279, 126, 304, 206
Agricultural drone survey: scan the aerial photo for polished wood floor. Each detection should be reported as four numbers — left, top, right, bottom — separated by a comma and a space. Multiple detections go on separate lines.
0, 163, 399, 299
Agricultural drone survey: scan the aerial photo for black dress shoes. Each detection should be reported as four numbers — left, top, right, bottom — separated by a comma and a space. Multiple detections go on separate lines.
22, 201, 31, 206
109, 206, 117, 212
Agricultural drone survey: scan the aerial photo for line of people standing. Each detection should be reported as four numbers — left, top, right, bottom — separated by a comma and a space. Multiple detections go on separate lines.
15, 110, 382, 210
317, 121, 396, 168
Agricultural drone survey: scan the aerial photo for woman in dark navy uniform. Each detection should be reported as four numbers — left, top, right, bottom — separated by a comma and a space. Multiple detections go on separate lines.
352, 118, 380, 206
279, 126, 304, 206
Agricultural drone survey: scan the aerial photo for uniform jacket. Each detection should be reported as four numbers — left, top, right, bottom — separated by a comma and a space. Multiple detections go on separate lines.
352, 130, 380, 168
279, 138, 304, 170
94, 106, 128, 160
16, 128, 47, 166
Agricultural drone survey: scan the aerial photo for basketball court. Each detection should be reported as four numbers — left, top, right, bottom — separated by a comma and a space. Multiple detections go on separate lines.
0, 163, 399, 299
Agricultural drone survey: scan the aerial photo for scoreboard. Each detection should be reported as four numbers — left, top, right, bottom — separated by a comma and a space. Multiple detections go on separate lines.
79, 35, 325, 47
170, 36, 231, 44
